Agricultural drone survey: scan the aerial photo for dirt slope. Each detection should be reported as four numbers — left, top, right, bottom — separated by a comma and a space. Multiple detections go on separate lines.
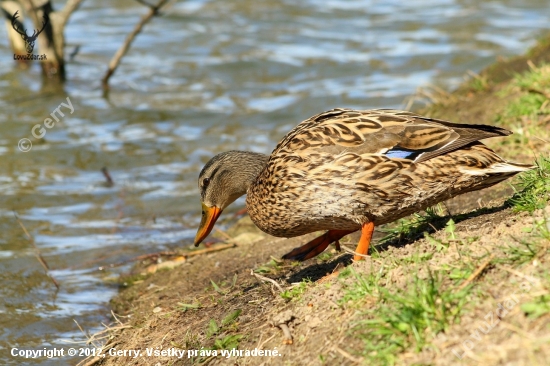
86, 34, 550, 366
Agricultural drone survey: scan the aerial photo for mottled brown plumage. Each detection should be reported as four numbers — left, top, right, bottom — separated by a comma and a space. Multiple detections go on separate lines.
194, 108, 533, 261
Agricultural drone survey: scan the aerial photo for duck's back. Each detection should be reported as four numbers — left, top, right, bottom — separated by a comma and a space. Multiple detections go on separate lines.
246, 109, 532, 238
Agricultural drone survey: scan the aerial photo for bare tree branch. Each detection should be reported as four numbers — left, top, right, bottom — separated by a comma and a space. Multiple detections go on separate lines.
102, 0, 170, 90
14, 212, 60, 290
1, 1, 28, 56
59, 0, 84, 27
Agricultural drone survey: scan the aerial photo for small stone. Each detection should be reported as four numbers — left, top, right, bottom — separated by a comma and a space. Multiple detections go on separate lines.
271, 310, 294, 325
307, 316, 322, 329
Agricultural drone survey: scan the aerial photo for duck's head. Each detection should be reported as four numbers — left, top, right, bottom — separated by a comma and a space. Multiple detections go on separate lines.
194, 150, 269, 246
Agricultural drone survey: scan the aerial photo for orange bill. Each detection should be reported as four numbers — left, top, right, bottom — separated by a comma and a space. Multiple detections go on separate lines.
194, 203, 222, 246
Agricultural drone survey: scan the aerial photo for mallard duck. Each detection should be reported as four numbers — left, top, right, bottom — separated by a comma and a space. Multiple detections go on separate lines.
194, 108, 533, 261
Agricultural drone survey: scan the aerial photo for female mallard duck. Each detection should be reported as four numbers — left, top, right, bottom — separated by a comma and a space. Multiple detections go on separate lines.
194, 108, 533, 261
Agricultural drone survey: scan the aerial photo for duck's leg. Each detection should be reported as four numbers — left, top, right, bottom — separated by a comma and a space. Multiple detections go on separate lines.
282, 230, 354, 261
233, 207, 248, 217
353, 222, 375, 261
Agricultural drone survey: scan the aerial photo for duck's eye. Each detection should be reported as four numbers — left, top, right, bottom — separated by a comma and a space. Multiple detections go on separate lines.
202, 177, 210, 188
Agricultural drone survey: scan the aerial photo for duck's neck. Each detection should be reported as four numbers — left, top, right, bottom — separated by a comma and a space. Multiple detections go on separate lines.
216, 151, 269, 203
235, 151, 270, 192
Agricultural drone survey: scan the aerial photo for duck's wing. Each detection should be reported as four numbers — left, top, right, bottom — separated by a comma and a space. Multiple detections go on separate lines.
272, 108, 512, 163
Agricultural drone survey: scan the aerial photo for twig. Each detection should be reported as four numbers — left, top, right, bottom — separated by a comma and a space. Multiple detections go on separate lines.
498, 321, 536, 340
257, 334, 275, 349
75, 340, 122, 366
318, 263, 344, 283
102, 0, 170, 89
135, 0, 155, 6
59, 0, 85, 27
14, 212, 59, 289
466, 69, 482, 79
533, 136, 550, 144
495, 264, 540, 285
72, 316, 131, 366
74, 319, 92, 344
340, 245, 370, 258
457, 254, 495, 290
214, 227, 233, 242
183, 243, 236, 256
79, 356, 101, 366
111, 309, 125, 326
279, 323, 293, 344
334, 346, 362, 363
68, 44, 80, 61
84, 325, 130, 345
526, 87, 550, 100
101, 167, 114, 186
107, 243, 236, 268
251, 270, 284, 293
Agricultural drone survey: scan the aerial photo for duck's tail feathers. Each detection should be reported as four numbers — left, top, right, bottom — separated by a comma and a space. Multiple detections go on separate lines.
483, 161, 535, 174
457, 161, 534, 192
459, 161, 535, 176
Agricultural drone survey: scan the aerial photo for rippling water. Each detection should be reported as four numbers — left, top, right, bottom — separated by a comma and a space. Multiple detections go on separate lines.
0, 0, 548, 363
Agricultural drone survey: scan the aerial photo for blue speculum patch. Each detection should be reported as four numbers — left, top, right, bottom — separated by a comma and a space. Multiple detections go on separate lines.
384, 147, 422, 160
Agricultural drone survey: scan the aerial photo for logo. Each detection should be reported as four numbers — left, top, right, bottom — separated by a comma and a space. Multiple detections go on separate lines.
11, 10, 48, 59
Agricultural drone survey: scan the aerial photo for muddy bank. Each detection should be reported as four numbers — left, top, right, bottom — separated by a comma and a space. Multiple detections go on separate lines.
86, 34, 550, 366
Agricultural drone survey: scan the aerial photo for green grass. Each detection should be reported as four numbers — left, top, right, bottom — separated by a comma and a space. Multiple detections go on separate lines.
281, 279, 311, 301
494, 63, 550, 157
500, 215, 550, 265
389, 251, 434, 266
340, 267, 470, 364
378, 204, 482, 261
507, 156, 550, 213
172, 330, 201, 352
118, 272, 150, 288
327, 55, 550, 366
522, 295, 550, 319
504, 63, 550, 121
468, 71, 490, 92
502, 237, 543, 265
175, 302, 201, 312
253, 257, 285, 274
378, 205, 445, 245
203, 309, 243, 352
523, 268, 550, 320
513, 63, 550, 92
339, 266, 384, 304
316, 251, 334, 261
505, 93, 548, 118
